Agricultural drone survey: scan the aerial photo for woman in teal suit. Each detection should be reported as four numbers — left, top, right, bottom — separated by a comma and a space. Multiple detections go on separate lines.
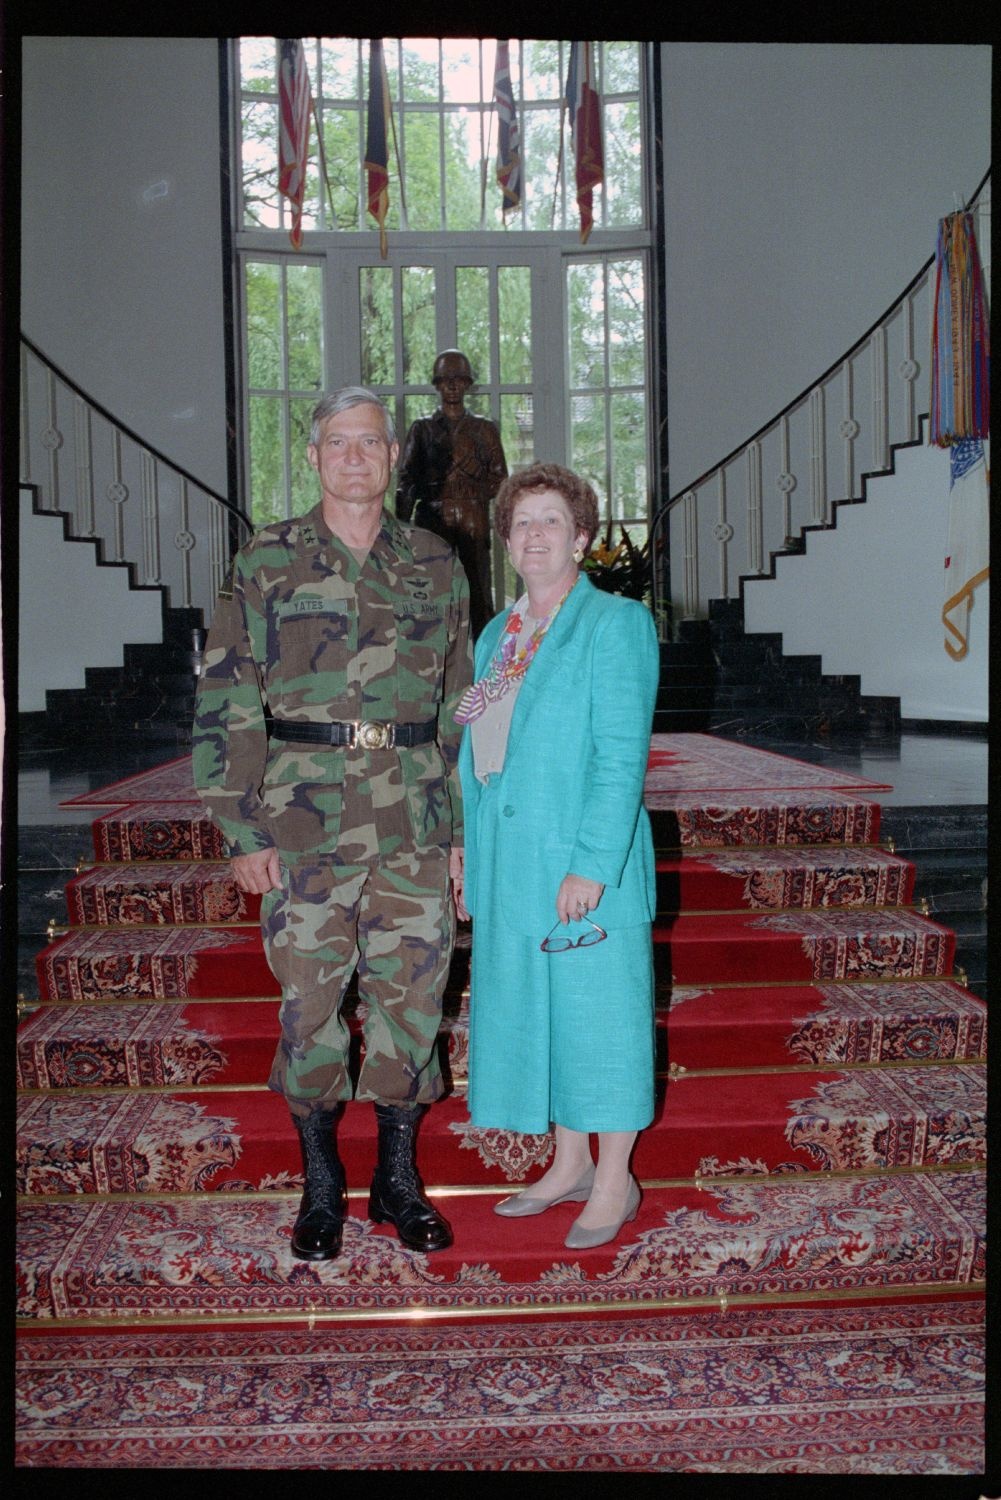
452, 463, 659, 1249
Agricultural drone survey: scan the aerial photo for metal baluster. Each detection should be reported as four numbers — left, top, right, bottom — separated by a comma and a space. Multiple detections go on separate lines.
899, 296, 919, 444
20, 344, 31, 484
42, 369, 62, 511
713, 468, 732, 598
809, 389, 827, 524
777, 414, 796, 545
74, 397, 96, 536
176, 478, 194, 609
839, 361, 859, 499
746, 442, 763, 574
107, 429, 128, 562
140, 450, 161, 585
209, 497, 228, 604
682, 489, 698, 618
871, 325, 889, 471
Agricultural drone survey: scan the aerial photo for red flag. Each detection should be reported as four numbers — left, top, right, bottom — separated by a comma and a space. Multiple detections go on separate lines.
493, 40, 522, 215
565, 42, 603, 244
365, 40, 391, 258
278, 39, 312, 249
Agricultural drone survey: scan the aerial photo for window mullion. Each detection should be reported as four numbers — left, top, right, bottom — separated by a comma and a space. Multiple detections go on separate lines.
489, 268, 501, 416
278, 266, 293, 519
603, 258, 613, 508
438, 41, 447, 233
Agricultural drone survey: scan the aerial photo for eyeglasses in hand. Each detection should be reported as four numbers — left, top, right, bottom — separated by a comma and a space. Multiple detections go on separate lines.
540, 916, 607, 953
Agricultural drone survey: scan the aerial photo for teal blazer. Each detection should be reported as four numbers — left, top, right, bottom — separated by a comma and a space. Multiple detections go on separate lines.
459, 574, 660, 937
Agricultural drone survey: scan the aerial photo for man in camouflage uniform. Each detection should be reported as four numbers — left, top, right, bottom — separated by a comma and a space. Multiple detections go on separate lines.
193, 386, 471, 1261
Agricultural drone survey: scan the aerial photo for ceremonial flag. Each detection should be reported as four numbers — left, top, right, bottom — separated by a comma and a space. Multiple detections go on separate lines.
930, 211, 990, 446
564, 41, 603, 244
365, 39, 391, 259
493, 40, 522, 215
278, 39, 313, 249
942, 437, 990, 660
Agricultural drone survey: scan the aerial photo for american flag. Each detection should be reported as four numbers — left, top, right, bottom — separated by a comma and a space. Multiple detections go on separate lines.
564, 42, 603, 244
493, 40, 522, 215
278, 39, 313, 249
365, 40, 391, 259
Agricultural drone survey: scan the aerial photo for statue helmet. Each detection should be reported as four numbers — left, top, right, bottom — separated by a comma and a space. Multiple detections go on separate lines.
432, 349, 473, 386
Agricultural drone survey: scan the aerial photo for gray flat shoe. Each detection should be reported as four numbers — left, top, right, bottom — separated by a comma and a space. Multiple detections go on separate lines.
564, 1176, 641, 1248
493, 1162, 596, 1217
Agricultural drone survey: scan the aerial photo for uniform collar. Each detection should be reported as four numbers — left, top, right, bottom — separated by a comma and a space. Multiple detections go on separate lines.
302, 500, 412, 563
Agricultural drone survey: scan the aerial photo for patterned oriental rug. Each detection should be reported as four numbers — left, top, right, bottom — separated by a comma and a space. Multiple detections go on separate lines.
17, 735, 986, 1473
15, 1302, 984, 1472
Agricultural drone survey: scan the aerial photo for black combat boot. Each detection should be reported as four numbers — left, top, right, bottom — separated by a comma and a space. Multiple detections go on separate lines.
369, 1103, 453, 1251
290, 1106, 347, 1261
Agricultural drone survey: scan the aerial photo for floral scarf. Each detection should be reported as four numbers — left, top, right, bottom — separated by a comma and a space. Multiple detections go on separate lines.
454, 580, 576, 724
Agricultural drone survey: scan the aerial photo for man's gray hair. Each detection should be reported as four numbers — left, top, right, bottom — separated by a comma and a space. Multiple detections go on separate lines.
309, 387, 397, 448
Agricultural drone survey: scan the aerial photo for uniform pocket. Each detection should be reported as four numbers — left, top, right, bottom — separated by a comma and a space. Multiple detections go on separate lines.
276, 583, 357, 709
398, 742, 451, 848
260, 746, 347, 859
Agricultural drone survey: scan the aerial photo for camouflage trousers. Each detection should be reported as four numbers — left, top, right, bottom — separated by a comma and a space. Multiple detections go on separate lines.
263, 846, 454, 1119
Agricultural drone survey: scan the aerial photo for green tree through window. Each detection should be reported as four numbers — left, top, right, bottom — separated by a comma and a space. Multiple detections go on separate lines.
236, 37, 651, 561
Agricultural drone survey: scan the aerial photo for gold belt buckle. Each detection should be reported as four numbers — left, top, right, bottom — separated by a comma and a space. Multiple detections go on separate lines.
355, 719, 394, 750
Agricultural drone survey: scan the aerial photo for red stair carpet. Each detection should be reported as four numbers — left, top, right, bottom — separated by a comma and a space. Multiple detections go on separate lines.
16, 733, 986, 1472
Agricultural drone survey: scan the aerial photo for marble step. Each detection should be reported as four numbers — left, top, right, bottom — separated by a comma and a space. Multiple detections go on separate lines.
655, 909, 955, 985
658, 641, 714, 667
15, 1062, 987, 1196
58, 844, 916, 931
651, 708, 714, 732
713, 658, 838, 687
654, 686, 717, 709
84, 666, 197, 701
79, 789, 884, 866
34, 904, 955, 1003
650, 663, 716, 686
16, 1168, 985, 1324
16, 978, 986, 1093
646, 790, 881, 849
654, 846, 914, 912
707, 686, 867, 712
880, 806, 988, 853
704, 701, 900, 739
911, 855, 987, 914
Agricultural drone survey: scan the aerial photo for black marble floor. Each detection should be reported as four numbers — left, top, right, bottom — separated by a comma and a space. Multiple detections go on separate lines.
15, 728, 989, 1003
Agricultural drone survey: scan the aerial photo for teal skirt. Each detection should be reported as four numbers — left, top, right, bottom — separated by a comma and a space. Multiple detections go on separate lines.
466, 782, 655, 1136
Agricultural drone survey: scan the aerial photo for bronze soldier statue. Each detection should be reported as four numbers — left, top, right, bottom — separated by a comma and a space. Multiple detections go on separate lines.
396, 350, 508, 638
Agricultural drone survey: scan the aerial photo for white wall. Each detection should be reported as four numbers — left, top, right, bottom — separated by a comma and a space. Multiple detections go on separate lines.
742, 434, 989, 722
661, 43, 992, 495
19, 493, 164, 713
20, 36, 229, 496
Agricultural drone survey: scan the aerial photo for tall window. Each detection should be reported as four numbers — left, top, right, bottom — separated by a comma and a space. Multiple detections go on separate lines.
234, 37, 655, 602
238, 39, 644, 236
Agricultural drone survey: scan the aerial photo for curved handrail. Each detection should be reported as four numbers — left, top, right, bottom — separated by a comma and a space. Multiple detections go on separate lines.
648, 165, 991, 622
20, 331, 250, 530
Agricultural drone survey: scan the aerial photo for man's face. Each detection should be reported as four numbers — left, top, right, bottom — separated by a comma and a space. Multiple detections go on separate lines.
434, 354, 472, 408
307, 404, 399, 512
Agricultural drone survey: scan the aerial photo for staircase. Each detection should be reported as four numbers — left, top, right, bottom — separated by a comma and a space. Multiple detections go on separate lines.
654, 605, 900, 741
20, 601, 204, 754
16, 741, 985, 1328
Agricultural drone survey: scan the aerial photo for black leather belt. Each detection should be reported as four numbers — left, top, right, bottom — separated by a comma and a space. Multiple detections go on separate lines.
270, 718, 436, 750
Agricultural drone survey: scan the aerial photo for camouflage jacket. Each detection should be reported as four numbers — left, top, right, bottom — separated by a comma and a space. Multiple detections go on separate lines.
192, 502, 472, 862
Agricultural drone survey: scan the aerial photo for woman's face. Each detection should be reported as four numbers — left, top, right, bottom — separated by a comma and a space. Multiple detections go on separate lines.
506, 489, 588, 591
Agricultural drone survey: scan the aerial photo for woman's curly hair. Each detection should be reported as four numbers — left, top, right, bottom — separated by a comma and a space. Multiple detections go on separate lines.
493, 463, 600, 552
